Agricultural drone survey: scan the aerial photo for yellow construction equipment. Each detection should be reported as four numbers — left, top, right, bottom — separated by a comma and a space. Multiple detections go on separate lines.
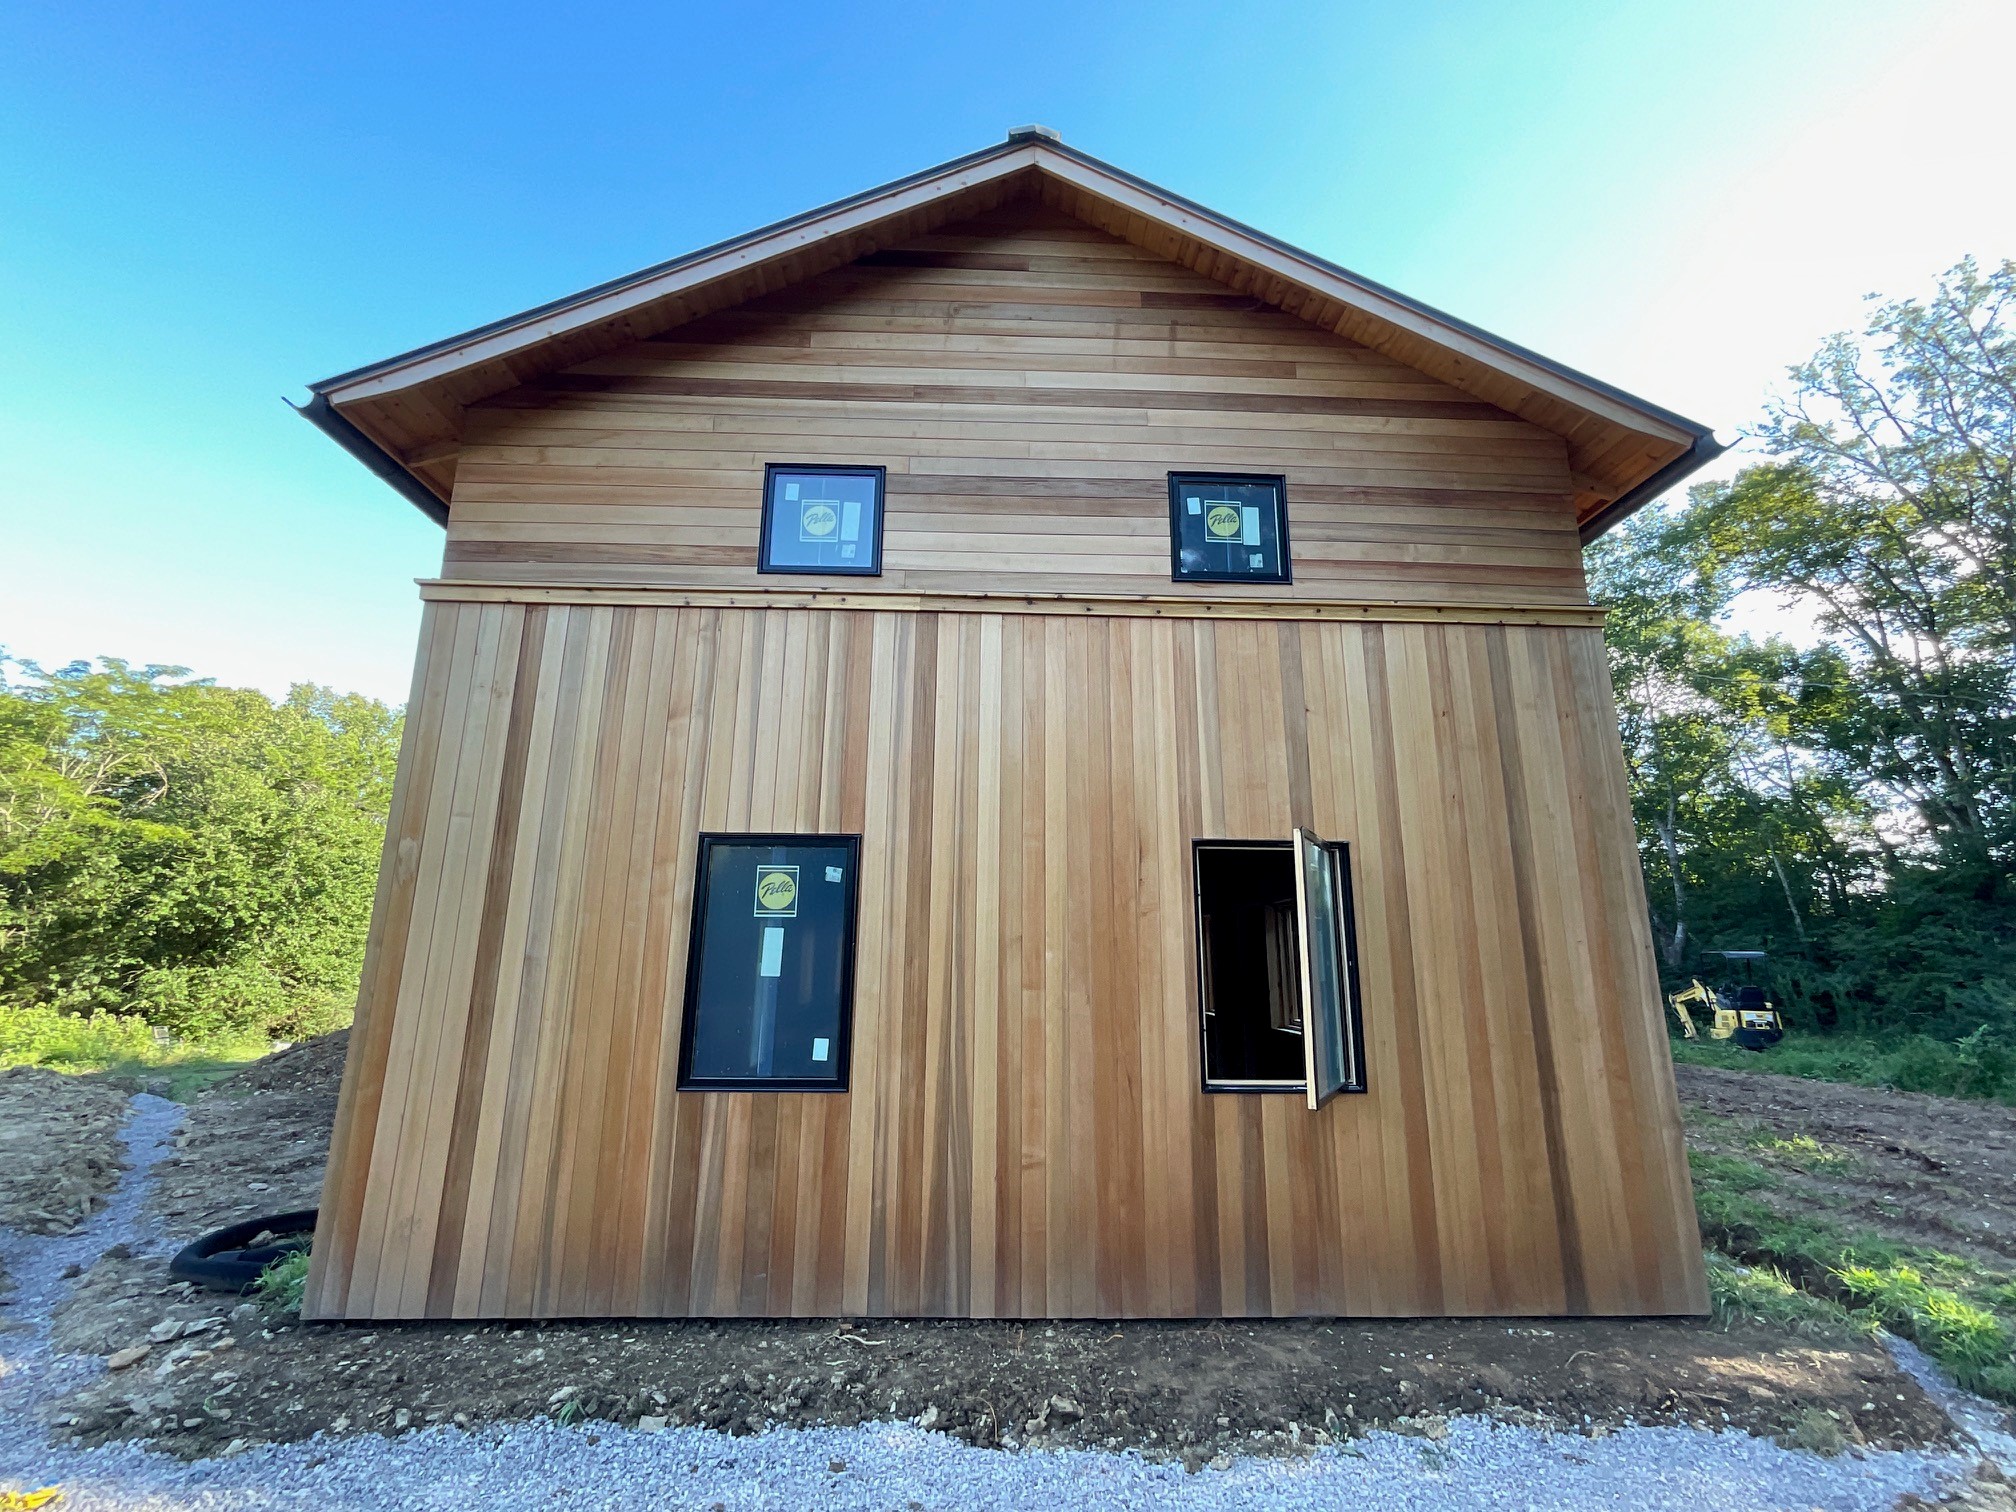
1667, 952, 1784, 1050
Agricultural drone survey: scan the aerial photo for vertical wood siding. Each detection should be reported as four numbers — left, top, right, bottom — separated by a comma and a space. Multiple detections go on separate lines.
308, 601, 1705, 1320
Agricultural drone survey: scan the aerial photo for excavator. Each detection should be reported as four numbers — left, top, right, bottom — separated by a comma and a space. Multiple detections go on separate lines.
1667, 950, 1785, 1051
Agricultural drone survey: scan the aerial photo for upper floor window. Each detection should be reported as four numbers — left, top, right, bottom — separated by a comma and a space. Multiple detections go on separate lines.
1168, 473, 1290, 584
760, 464, 885, 575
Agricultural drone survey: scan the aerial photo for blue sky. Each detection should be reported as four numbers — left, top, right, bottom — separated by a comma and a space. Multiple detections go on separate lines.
3, 0, 2010, 703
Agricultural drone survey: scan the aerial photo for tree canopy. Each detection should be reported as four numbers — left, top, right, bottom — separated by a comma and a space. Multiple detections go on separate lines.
1594, 258, 2015, 1038
0, 657, 401, 1037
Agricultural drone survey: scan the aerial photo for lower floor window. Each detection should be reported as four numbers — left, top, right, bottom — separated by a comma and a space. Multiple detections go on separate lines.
677, 834, 860, 1091
1193, 833, 1366, 1106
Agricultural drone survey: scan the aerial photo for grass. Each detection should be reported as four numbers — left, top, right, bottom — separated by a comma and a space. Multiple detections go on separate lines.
1705, 1252, 1869, 1339
1689, 1144, 2016, 1402
1836, 1264, 2016, 1398
1671, 1028, 2016, 1106
1745, 1131, 1853, 1172
0, 1002, 276, 1098
254, 1248, 311, 1317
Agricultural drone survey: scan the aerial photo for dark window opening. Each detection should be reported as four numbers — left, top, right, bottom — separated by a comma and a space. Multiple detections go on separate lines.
1168, 472, 1290, 584
1196, 844, 1307, 1087
759, 464, 885, 575
1194, 835, 1366, 1104
677, 834, 861, 1091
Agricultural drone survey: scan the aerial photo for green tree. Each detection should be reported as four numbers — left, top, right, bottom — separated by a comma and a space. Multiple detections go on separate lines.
1595, 259, 2016, 1038
1590, 521, 1874, 970
0, 656, 401, 1037
1675, 258, 2016, 896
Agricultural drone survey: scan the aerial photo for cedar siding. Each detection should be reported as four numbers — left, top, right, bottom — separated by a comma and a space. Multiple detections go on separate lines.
443, 208, 1584, 606
304, 179, 1709, 1322
310, 602, 1702, 1319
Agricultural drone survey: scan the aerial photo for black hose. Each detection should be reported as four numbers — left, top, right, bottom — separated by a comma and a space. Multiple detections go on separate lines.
168, 1209, 318, 1293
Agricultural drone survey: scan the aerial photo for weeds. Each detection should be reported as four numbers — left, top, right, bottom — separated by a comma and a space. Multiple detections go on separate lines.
255, 1248, 311, 1317
1672, 1029, 2016, 1106
0, 1002, 275, 1098
1835, 1265, 2016, 1399
1746, 1132, 1851, 1171
1705, 1253, 1867, 1339
1690, 1150, 2016, 1402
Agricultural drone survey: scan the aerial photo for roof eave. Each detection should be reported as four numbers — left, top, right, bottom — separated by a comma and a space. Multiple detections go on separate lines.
1576, 431, 1729, 545
295, 393, 450, 525
303, 133, 1720, 531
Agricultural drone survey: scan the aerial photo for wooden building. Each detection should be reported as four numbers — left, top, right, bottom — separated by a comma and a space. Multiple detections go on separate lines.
299, 131, 1720, 1322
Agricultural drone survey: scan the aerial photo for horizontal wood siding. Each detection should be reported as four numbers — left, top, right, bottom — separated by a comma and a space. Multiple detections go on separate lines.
443, 207, 1586, 606
308, 599, 1704, 1320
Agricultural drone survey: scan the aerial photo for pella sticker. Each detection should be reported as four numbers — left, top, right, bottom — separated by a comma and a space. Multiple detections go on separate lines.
1205, 502, 1242, 540
799, 499, 840, 541
754, 865, 799, 917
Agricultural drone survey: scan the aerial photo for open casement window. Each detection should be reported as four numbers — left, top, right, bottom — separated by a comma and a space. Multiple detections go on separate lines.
1193, 835, 1365, 1104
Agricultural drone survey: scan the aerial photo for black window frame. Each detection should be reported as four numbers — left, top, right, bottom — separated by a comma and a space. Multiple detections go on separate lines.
675, 831, 863, 1093
1191, 837, 1365, 1096
1167, 472, 1292, 585
758, 463, 887, 577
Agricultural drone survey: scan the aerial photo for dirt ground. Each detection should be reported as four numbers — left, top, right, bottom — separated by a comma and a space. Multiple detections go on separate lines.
145, 1032, 342, 1241
16, 1030, 1994, 1471
1677, 1062, 2016, 1271
0, 1063, 134, 1298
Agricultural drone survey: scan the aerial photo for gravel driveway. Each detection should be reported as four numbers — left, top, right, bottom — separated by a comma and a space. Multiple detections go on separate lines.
0, 1095, 1990, 1510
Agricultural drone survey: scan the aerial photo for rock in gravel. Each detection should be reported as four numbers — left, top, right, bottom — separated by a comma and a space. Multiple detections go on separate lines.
638, 1415, 668, 1433
107, 1344, 151, 1370
147, 1320, 183, 1343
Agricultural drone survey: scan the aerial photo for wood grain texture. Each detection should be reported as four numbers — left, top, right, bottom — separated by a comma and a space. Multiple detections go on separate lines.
319, 152, 1701, 531
439, 206, 1587, 607
307, 598, 1705, 1320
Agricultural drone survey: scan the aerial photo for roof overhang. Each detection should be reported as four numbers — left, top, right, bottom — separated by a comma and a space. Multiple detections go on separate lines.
302, 130, 1722, 539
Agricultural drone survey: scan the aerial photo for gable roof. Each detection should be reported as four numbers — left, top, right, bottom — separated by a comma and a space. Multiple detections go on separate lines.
300, 129, 1721, 542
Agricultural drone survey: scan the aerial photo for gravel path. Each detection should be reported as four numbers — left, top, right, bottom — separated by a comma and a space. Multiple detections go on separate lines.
0, 1096, 1989, 1509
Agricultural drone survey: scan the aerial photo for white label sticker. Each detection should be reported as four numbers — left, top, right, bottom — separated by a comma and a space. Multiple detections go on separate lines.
812, 1037, 830, 1062
758, 926, 784, 977
1241, 505, 1261, 546
841, 498, 862, 542
1186, 497, 1202, 514
784, 481, 800, 501
1250, 551, 1264, 568
825, 865, 843, 883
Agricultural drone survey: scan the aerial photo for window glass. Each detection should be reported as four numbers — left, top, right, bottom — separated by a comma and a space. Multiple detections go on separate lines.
678, 835, 860, 1090
761, 466, 884, 575
1169, 474, 1290, 583
1293, 827, 1362, 1109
